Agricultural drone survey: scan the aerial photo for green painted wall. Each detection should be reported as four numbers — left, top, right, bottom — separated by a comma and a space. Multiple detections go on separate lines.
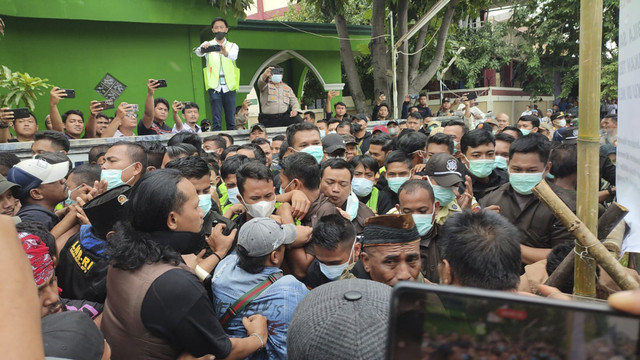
0, 16, 207, 131
0, 5, 370, 131
0, 0, 227, 26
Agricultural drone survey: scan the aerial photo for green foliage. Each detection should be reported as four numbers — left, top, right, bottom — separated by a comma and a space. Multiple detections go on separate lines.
0, 66, 52, 112
508, 0, 619, 98
206, 0, 255, 20
601, 53, 618, 100
274, 0, 371, 24
449, 22, 520, 89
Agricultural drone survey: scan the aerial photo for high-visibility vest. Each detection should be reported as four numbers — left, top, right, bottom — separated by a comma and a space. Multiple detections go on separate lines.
204, 41, 240, 91
365, 187, 379, 213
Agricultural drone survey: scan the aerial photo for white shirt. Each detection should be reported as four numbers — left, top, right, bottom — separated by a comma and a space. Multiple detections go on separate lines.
172, 123, 201, 134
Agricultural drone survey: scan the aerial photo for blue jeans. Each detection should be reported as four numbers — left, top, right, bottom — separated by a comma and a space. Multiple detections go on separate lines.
208, 89, 236, 131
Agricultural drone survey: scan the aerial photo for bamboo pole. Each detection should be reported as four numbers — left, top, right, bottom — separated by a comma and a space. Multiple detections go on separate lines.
545, 202, 628, 289
574, 0, 604, 297
532, 180, 639, 291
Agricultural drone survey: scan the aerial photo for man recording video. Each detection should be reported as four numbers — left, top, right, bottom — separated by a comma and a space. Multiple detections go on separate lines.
195, 17, 239, 131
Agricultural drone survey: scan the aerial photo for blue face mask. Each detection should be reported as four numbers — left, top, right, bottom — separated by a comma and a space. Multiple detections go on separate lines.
101, 163, 135, 191
198, 194, 212, 215
509, 171, 543, 195
453, 140, 459, 154
280, 179, 294, 195
352, 177, 374, 197
319, 130, 326, 138
226, 186, 241, 204
64, 184, 83, 206
464, 156, 495, 178
412, 210, 435, 237
432, 183, 456, 206
520, 128, 531, 136
387, 176, 410, 194
546, 172, 555, 180
297, 145, 324, 163
494, 156, 508, 170
319, 237, 357, 280
271, 74, 283, 83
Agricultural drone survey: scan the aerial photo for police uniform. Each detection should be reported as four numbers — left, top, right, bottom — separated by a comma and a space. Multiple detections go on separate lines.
257, 76, 302, 127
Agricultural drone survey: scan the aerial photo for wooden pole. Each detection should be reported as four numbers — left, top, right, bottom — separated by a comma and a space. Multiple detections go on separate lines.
574, 0, 604, 297
532, 180, 639, 291
545, 203, 628, 289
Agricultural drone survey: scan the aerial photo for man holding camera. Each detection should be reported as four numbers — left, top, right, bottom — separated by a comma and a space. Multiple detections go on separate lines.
257, 65, 302, 128
195, 17, 239, 131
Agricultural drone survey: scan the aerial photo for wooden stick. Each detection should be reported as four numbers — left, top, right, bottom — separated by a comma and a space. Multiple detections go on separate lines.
533, 180, 638, 290
545, 203, 629, 288
597, 202, 629, 240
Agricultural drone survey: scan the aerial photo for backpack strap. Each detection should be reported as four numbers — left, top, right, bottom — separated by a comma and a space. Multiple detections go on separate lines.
219, 272, 283, 327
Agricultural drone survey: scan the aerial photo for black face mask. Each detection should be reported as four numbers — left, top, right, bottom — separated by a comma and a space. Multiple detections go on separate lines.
352, 123, 363, 132
214, 32, 226, 41
150, 227, 206, 255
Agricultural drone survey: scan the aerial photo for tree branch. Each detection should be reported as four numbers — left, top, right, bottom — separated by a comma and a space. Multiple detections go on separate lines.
409, 23, 430, 84
409, 0, 458, 93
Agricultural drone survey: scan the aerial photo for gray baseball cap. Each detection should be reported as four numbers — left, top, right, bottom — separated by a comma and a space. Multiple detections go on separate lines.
287, 279, 392, 360
238, 217, 297, 257
322, 133, 346, 154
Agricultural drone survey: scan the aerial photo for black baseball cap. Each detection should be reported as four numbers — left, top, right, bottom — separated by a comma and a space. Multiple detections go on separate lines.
425, 153, 463, 187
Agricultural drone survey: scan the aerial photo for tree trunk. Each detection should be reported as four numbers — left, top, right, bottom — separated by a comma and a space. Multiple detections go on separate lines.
409, 0, 458, 94
335, 14, 369, 114
409, 24, 430, 84
396, 0, 409, 99
369, 0, 390, 100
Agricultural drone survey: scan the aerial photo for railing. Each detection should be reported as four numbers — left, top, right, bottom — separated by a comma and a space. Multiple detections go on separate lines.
0, 117, 464, 164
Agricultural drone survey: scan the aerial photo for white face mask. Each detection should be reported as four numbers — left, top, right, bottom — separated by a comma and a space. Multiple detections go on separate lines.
242, 197, 276, 218
318, 237, 358, 280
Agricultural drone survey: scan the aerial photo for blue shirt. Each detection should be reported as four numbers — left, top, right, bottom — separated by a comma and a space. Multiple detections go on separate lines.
211, 252, 309, 360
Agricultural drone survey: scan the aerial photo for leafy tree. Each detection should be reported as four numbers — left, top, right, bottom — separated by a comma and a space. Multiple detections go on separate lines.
207, 0, 255, 20
448, 21, 520, 89
508, 0, 619, 99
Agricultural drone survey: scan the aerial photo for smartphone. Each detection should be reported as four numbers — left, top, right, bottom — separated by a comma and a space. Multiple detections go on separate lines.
271, 67, 284, 75
466, 92, 478, 100
249, 99, 258, 106
156, 79, 167, 88
62, 89, 76, 98
409, 94, 419, 100
97, 100, 115, 110
6, 107, 30, 119
129, 104, 139, 113
388, 282, 640, 360
201, 44, 221, 54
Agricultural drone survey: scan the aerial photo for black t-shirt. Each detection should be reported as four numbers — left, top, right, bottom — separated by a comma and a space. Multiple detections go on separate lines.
137, 119, 172, 135
378, 187, 399, 214
141, 268, 232, 358
360, 187, 395, 215
303, 259, 331, 289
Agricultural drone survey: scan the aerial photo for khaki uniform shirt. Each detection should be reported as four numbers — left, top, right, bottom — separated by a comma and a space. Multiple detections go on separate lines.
258, 77, 301, 115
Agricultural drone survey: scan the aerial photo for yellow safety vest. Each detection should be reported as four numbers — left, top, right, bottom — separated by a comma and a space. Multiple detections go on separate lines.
204, 41, 240, 91
365, 187, 379, 213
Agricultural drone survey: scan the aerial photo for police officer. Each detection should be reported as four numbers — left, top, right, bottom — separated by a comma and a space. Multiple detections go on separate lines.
257, 65, 302, 128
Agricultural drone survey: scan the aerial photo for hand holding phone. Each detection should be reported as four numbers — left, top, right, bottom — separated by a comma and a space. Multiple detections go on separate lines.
4, 107, 30, 120
61, 89, 76, 99
156, 79, 167, 88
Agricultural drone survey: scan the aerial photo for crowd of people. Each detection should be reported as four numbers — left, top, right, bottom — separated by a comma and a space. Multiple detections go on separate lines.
0, 16, 638, 360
